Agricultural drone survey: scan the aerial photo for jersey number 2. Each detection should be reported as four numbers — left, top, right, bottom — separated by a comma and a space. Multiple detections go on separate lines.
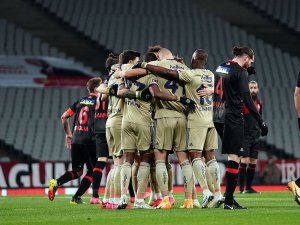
164, 80, 178, 94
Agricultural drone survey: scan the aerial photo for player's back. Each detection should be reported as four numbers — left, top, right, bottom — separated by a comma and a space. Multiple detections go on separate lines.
71, 94, 97, 144
148, 59, 189, 118
123, 74, 155, 126
221, 60, 248, 116
180, 69, 214, 127
106, 71, 125, 127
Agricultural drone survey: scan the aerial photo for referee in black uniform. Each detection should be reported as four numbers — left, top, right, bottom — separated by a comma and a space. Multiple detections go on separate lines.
217, 46, 268, 210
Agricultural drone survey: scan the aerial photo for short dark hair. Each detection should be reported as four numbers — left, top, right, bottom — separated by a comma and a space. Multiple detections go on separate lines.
148, 45, 162, 53
143, 52, 158, 62
105, 53, 119, 72
86, 77, 102, 93
119, 50, 140, 64
232, 46, 254, 59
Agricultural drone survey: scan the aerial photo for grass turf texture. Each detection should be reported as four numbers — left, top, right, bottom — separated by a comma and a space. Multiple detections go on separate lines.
0, 192, 298, 225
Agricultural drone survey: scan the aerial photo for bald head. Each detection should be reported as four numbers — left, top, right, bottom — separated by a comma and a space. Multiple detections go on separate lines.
158, 48, 173, 60
191, 49, 208, 69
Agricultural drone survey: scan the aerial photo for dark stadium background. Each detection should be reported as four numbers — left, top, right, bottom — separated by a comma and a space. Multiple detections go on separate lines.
0, 0, 299, 192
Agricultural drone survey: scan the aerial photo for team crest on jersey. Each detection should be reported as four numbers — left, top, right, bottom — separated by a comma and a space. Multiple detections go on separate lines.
216, 66, 230, 74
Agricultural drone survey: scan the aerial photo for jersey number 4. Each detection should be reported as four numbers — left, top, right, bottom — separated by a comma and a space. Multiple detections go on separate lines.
215, 77, 224, 99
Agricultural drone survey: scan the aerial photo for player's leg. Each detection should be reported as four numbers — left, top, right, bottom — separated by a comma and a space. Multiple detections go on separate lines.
239, 157, 248, 193
245, 139, 259, 193
102, 165, 112, 208
222, 120, 246, 210
134, 152, 153, 209
153, 118, 171, 209
204, 151, 223, 208
118, 121, 136, 209
174, 117, 193, 209
245, 158, 258, 193
188, 127, 212, 208
288, 177, 300, 205
48, 144, 83, 201
166, 157, 175, 205
148, 156, 162, 207
71, 143, 97, 204
91, 133, 109, 204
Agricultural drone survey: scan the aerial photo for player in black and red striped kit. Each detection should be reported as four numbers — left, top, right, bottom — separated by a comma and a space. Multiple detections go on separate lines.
238, 81, 263, 194
48, 77, 102, 204
89, 91, 109, 204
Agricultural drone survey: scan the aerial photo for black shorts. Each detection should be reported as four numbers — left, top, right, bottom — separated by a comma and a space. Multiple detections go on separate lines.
222, 114, 246, 156
95, 133, 109, 158
71, 143, 96, 172
243, 131, 260, 159
214, 122, 224, 140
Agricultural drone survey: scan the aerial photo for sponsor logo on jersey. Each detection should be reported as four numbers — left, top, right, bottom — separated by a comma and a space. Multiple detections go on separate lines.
80, 99, 95, 105
170, 64, 185, 70
216, 66, 230, 74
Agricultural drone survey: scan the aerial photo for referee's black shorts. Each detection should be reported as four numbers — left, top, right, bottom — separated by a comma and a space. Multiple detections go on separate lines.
243, 130, 260, 159
222, 114, 246, 156
71, 143, 96, 172
95, 133, 109, 158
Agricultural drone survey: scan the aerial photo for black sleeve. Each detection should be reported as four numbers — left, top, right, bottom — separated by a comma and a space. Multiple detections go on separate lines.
297, 71, 300, 87
239, 71, 250, 93
243, 93, 263, 126
69, 100, 79, 113
259, 100, 263, 116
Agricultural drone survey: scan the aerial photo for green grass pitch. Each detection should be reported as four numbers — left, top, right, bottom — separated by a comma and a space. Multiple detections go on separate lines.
0, 192, 299, 225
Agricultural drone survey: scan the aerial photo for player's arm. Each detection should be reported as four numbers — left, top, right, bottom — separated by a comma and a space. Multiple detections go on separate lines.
149, 83, 196, 111
61, 108, 74, 149
114, 68, 148, 79
117, 80, 151, 101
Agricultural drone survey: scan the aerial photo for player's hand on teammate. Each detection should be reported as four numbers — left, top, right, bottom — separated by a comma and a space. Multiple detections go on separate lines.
108, 84, 118, 96
114, 69, 125, 78
247, 66, 256, 75
259, 121, 268, 136
96, 83, 108, 94
136, 87, 152, 101
177, 96, 196, 111
65, 134, 72, 149
197, 86, 213, 97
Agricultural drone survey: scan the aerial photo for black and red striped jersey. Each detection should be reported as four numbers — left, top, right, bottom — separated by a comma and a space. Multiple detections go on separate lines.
67, 93, 97, 144
242, 98, 262, 131
94, 95, 108, 133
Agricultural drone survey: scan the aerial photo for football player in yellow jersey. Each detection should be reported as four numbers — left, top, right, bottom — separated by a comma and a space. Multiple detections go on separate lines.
121, 48, 196, 209
120, 49, 223, 208
97, 51, 140, 209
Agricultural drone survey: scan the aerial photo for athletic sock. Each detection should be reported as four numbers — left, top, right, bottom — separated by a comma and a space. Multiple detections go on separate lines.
207, 159, 221, 192
121, 162, 132, 196
137, 162, 151, 199
113, 165, 122, 199
156, 160, 168, 194
205, 165, 215, 193
238, 163, 247, 192
109, 167, 115, 200
180, 160, 193, 196
150, 165, 159, 193
103, 168, 113, 202
132, 163, 139, 195
166, 163, 173, 195
92, 161, 106, 198
246, 163, 256, 190
224, 160, 239, 205
192, 158, 208, 190
57, 170, 79, 186
73, 174, 92, 198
